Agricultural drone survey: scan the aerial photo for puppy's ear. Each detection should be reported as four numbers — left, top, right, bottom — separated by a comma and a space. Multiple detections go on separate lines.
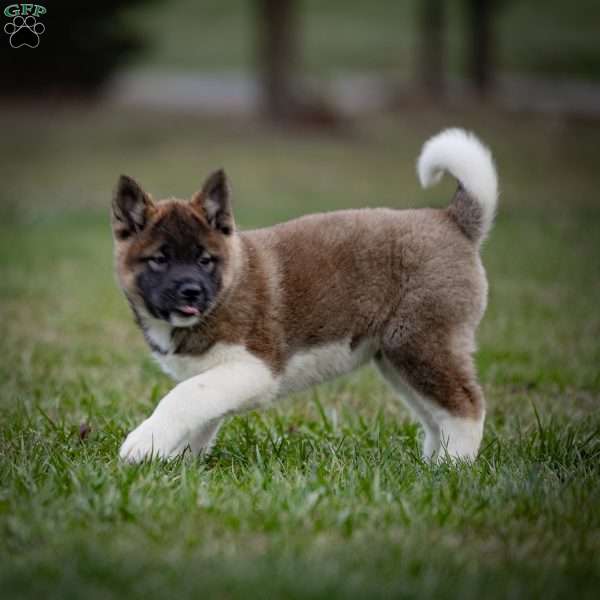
191, 169, 234, 235
112, 175, 154, 240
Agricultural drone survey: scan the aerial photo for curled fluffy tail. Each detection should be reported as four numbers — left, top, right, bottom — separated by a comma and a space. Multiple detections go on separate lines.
417, 128, 498, 243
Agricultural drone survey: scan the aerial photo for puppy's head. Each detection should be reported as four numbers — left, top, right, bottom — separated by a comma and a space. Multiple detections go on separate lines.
111, 169, 237, 328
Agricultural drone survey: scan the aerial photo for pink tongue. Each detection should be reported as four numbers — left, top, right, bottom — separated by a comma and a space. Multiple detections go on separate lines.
179, 305, 199, 315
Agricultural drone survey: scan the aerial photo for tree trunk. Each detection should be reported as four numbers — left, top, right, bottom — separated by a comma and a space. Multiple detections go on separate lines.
417, 0, 446, 98
466, 0, 494, 95
256, 0, 298, 121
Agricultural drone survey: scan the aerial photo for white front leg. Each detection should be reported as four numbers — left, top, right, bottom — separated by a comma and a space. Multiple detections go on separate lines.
120, 357, 278, 463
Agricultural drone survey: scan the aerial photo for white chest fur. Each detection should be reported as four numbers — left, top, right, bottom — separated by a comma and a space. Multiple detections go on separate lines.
278, 339, 376, 396
154, 343, 254, 382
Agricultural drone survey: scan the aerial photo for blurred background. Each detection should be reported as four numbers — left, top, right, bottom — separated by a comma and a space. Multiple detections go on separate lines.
3, 0, 600, 116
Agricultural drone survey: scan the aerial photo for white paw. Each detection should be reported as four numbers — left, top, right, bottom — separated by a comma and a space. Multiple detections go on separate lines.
119, 415, 191, 463
437, 415, 484, 463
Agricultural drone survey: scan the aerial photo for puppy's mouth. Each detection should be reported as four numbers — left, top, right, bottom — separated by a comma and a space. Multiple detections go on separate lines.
174, 305, 200, 317
169, 305, 201, 327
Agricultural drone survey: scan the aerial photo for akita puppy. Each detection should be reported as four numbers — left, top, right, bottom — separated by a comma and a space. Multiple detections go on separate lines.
112, 129, 498, 463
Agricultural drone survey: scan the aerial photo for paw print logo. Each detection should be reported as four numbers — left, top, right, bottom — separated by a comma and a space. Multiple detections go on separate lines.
4, 15, 45, 48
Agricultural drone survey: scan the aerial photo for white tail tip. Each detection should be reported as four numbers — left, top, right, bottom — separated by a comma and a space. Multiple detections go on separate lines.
417, 128, 498, 241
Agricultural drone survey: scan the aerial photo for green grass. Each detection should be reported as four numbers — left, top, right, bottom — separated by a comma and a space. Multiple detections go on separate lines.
128, 0, 600, 80
1, 106, 599, 598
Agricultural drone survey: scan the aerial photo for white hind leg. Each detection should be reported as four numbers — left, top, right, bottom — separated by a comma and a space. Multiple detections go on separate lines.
375, 353, 485, 462
435, 412, 484, 461
375, 354, 441, 459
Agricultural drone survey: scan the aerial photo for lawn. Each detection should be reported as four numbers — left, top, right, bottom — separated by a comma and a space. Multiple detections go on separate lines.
0, 105, 599, 598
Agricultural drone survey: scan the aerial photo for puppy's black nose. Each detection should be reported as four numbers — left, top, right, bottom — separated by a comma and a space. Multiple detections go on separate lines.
178, 283, 202, 301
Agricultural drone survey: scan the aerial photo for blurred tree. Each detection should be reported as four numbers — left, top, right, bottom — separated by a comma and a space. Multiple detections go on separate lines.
255, 0, 299, 121
417, 0, 446, 97
254, 0, 340, 127
465, 0, 496, 94
0, 0, 157, 96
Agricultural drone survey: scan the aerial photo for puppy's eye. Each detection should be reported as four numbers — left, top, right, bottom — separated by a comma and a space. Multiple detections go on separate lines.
198, 253, 214, 269
147, 255, 168, 271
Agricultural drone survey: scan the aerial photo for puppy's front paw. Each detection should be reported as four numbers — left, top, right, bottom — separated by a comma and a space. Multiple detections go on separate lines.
119, 416, 190, 463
